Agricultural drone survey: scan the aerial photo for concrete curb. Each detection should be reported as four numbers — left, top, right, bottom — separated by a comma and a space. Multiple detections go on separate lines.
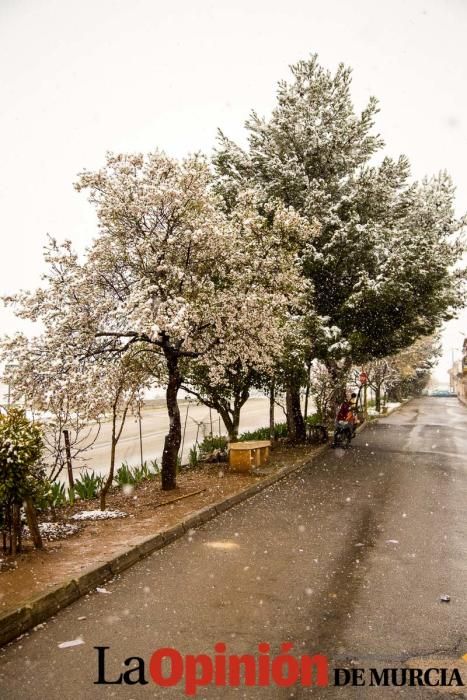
0, 442, 330, 648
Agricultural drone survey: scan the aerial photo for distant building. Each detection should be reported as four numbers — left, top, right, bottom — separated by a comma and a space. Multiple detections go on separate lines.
449, 338, 467, 402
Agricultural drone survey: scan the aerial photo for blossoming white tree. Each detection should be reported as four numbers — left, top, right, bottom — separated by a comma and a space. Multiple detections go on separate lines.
4, 152, 313, 489
84, 352, 150, 509
2, 331, 102, 482
181, 190, 316, 439
1, 332, 150, 508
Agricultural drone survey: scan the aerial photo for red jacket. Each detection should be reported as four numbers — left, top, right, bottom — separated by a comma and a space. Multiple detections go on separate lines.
337, 401, 352, 422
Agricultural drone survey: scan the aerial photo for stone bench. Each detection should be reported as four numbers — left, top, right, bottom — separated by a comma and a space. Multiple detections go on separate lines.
228, 440, 271, 472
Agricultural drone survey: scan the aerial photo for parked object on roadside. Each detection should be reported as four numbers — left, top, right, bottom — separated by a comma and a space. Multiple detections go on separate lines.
332, 421, 353, 449
307, 424, 328, 444
201, 448, 226, 463
306, 415, 329, 444
197, 435, 228, 463
331, 398, 357, 449
440, 594, 451, 602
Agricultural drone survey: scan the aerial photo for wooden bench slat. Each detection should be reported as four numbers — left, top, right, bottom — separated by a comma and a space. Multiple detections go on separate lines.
229, 440, 271, 450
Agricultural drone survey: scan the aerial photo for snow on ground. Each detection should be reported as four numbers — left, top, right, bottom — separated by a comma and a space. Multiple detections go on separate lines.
368, 401, 401, 417
23, 521, 80, 541
71, 510, 127, 521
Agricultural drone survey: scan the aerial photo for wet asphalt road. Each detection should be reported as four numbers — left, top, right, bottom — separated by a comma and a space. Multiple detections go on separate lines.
0, 397, 466, 699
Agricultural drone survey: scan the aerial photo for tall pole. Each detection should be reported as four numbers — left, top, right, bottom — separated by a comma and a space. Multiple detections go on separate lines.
138, 400, 143, 468
179, 403, 189, 466
269, 379, 275, 441
362, 367, 368, 419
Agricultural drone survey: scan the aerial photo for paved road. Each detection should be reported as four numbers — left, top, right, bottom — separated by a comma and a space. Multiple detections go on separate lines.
0, 397, 466, 698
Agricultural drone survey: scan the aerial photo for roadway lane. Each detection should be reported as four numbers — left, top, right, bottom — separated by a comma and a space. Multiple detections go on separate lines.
0, 397, 465, 698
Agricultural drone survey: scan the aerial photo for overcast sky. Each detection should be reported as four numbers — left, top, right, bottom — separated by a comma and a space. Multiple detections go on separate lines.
1, 0, 466, 381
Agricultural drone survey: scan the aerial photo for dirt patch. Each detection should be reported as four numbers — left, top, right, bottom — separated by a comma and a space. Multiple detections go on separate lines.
0, 443, 319, 613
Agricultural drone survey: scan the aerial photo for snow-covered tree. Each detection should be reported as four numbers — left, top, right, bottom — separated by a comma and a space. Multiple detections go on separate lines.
386, 335, 441, 402
181, 191, 316, 440
90, 352, 149, 509
214, 55, 466, 430
0, 408, 46, 553
2, 332, 102, 481
2, 333, 150, 508
359, 359, 395, 413
4, 152, 312, 489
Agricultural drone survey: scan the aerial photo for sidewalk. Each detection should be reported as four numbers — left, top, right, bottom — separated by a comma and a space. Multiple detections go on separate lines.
0, 441, 328, 646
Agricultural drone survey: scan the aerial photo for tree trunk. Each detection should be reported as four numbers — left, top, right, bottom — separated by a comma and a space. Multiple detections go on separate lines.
162, 355, 182, 491
286, 382, 306, 443
269, 379, 275, 441
25, 497, 43, 549
63, 429, 74, 489
375, 385, 381, 413
218, 393, 246, 442
11, 504, 21, 555
325, 358, 351, 420
230, 382, 250, 442
216, 406, 236, 442
230, 411, 240, 442
100, 419, 117, 511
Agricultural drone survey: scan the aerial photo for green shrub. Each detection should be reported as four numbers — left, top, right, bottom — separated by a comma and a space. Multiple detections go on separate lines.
132, 461, 157, 484
198, 435, 228, 459
73, 470, 104, 500
149, 458, 160, 475
0, 408, 49, 552
114, 462, 134, 487
188, 445, 199, 467
33, 481, 54, 512
305, 413, 324, 426
49, 481, 67, 508
131, 466, 144, 485
114, 459, 159, 488
238, 422, 288, 441
0, 408, 46, 505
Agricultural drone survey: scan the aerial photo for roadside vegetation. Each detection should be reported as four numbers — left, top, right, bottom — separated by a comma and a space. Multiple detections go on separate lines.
1, 54, 464, 553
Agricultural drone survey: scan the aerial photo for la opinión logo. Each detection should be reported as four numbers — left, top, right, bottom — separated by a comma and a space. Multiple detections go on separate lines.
94, 644, 465, 696
94, 643, 328, 695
